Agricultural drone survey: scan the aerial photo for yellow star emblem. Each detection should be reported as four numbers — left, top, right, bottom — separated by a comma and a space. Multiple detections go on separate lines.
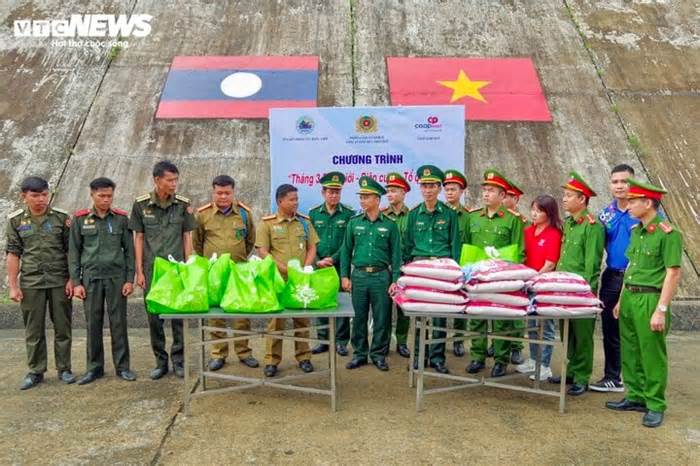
437, 70, 491, 103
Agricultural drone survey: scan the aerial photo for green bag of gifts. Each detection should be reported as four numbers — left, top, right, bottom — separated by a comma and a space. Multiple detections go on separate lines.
146, 255, 210, 314
280, 260, 339, 310
208, 253, 232, 306
460, 244, 519, 266
220, 256, 286, 313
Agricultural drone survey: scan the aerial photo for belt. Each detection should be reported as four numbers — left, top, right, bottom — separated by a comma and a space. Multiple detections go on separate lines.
414, 256, 440, 261
625, 285, 661, 294
356, 266, 387, 273
606, 268, 626, 275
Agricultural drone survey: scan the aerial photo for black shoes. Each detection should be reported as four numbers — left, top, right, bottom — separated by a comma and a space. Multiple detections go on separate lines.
117, 369, 137, 382
548, 375, 574, 385
373, 358, 389, 371
411, 359, 428, 371
336, 344, 349, 357
298, 359, 314, 373
59, 370, 76, 384
150, 366, 168, 380
491, 363, 507, 378
567, 383, 588, 396
430, 361, 449, 374
606, 398, 647, 412
77, 369, 104, 385
642, 410, 664, 428
173, 363, 185, 378
510, 350, 524, 365
467, 360, 485, 374
208, 358, 225, 371
486, 345, 495, 358
263, 365, 277, 377
346, 357, 368, 369
453, 342, 465, 357
20, 373, 43, 390
396, 344, 410, 358
240, 356, 259, 368
311, 344, 329, 354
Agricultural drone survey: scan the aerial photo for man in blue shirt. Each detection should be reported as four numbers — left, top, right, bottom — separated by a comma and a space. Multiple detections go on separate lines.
590, 164, 639, 393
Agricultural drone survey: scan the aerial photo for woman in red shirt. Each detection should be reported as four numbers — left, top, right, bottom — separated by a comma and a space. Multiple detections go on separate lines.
516, 195, 563, 380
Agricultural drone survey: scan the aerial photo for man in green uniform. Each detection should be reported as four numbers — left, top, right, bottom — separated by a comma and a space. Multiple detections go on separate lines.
7, 176, 75, 390
256, 184, 319, 378
442, 168, 470, 357
553, 171, 605, 396
381, 172, 411, 358
606, 179, 682, 428
465, 169, 525, 378
69, 178, 136, 385
309, 172, 355, 356
129, 160, 197, 380
403, 165, 461, 374
341, 176, 402, 371
193, 175, 258, 372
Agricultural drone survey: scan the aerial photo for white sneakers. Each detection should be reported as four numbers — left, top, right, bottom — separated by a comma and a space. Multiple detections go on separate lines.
515, 358, 552, 381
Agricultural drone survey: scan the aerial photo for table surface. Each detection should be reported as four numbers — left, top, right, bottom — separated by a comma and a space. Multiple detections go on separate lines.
400, 310, 598, 320
159, 292, 355, 320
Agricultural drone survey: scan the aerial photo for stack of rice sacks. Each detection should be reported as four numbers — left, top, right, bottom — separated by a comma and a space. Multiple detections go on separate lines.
526, 272, 602, 316
464, 260, 537, 317
393, 259, 467, 313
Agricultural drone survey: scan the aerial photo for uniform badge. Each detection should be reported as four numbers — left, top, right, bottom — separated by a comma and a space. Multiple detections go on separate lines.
332, 175, 339, 182
497, 211, 504, 217
647, 224, 656, 233
487, 173, 494, 179
423, 168, 431, 176
362, 180, 368, 187
389, 175, 395, 181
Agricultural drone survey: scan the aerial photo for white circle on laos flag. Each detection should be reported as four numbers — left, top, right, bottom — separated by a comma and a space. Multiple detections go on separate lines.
220, 72, 262, 98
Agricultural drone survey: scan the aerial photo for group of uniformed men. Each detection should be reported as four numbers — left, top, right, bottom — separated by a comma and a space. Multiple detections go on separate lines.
6, 159, 681, 427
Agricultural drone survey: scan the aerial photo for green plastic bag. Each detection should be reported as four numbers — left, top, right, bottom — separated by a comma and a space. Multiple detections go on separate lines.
146, 255, 209, 314
460, 244, 519, 266
280, 260, 339, 310
208, 253, 232, 306
220, 256, 285, 313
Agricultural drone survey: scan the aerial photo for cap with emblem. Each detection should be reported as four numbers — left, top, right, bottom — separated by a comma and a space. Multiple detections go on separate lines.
320, 171, 346, 189
357, 176, 387, 196
626, 178, 666, 201
443, 169, 467, 189
481, 168, 509, 190
385, 172, 411, 192
562, 171, 597, 198
416, 165, 444, 184
505, 177, 524, 197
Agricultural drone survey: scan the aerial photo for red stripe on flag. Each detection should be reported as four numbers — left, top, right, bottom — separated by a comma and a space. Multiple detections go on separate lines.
171, 56, 319, 70
155, 100, 317, 119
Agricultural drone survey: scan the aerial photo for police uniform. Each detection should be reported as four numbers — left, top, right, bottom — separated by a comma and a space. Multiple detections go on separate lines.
6, 206, 73, 381
606, 179, 682, 426
129, 191, 197, 372
557, 172, 605, 394
68, 207, 134, 377
465, 170, 525, 376
309, 172, 355, 352
341, 176, 402, 369
382, 172, 411, 356
403, 166, 461, 372
255, 211, 319, 368
193, 200, 256, 364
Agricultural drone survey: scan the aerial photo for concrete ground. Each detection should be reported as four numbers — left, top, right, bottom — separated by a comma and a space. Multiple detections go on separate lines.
1, 328, 698, 464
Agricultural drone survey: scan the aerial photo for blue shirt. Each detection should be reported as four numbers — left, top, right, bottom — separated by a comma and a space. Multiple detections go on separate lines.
598, 200, 639, 270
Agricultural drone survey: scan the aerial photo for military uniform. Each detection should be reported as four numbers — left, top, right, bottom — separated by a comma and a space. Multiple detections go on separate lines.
68, 207, 134, 374
557, 172, 605, 390
403, 166, 461, 370
129, 192, 197, 370
6, 206, 73, 375
193, 201, 255, 362
255, 211, 319, 367
382, 202, 410, 350
504, 177, 529, 357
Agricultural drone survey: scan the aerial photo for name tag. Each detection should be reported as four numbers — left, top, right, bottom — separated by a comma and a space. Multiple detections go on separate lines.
82, 224, 96, 230
377, 227, 388, 232
436, 219, 446, 225
16, 224, 31, 232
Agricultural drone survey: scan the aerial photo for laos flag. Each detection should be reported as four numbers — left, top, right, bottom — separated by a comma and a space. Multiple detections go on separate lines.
156, 56, 319, 119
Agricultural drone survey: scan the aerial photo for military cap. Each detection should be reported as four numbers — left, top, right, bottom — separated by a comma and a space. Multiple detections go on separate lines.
505, 177, 524, 197
416, 165, 444, 184
385, 172, 411, 192
443, 169, 467, 189
320, 171, 345, 189
627, 178, 666, 201
562, 171, 597, 198
357, 176, 387, 196
482, 168, 509, 190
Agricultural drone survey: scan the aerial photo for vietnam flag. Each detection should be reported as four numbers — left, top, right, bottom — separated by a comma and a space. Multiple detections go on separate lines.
387, 57, 551, 122
156, 56, 319, 119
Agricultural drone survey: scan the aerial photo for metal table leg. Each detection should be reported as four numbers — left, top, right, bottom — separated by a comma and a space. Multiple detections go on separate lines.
199, 318, 207, 391
329, 316, 337, 412
559, 318, 570, 413
408, 315, 416, 388
183, 318, 191, 416
534, 318, 543, 390
416, 316, 427, 412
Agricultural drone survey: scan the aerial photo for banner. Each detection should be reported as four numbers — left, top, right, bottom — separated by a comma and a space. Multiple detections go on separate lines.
269, 105, 465, 213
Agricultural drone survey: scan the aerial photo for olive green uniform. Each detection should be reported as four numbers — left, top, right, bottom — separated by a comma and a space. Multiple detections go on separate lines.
448, 203, 471, 337
68, 208, 134, 373
310, 203, 355, 346
556, 210, 605, 385
341, 212, 401, 361
129, 192, 197, 369
382, 204, 410, 346
465, 206, 526, 365
6, 207, 73, 375
255, 212, 319, 366
193, 201, 255, 361
510, 211, 529, 352
403, 201, 461, 364
620, 216, 682, 412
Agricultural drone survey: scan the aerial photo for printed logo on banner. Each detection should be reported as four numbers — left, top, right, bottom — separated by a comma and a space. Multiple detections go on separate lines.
296, 116, 315, 134
355, 115, 378, 133
414, 115, 443, 131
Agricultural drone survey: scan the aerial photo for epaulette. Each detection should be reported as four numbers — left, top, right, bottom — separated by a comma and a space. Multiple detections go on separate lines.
237, 200, 251, 212
8, 208, 23, 219
112, 208, 128, 216
296, 212, 310, 220
135, 193, 150, 202
384, 214, 396, 221
175, 194, 190, 204
74, 209, 91, 217
340, 203, 353, 211
659, 222, 673, 234
51, 207, 68, 215
631, 223, 639, 229
586, 213, 596, 224
506, 208, 520, 217
197, 203, 212, 213
468, 207, 483, 213
380, 206, 390, 212
262, 214, 277, 221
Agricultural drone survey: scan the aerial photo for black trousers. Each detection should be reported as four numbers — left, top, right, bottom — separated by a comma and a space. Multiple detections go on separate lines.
599, 268, 625, 382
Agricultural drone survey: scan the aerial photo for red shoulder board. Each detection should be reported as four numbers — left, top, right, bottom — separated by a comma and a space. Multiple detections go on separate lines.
237, 201, 251, 212
74, 209, 90, 217
197, 203, 212, 213
112, 208, 128, 216
587, 213, 596, 224
506, 208, 519, 217
659, 222, 673, 234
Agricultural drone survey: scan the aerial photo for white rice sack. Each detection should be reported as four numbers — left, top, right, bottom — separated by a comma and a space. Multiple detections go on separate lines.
398, 275, 463, 292
466, 301, 527, 317
401, 259, 464, 282
403, 287, 468, 305
393, 292, 466, 313
527, 271, 591, 293
467, 292, 529, 307
471, 260, 537, 282
464, 280, 525, 293
535, 292, 600, 306
535, 304, 601, 317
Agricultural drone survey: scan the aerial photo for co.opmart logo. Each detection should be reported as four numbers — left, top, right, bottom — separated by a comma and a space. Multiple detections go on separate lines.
414, 115, 443, 130
13, 14, 153, 38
